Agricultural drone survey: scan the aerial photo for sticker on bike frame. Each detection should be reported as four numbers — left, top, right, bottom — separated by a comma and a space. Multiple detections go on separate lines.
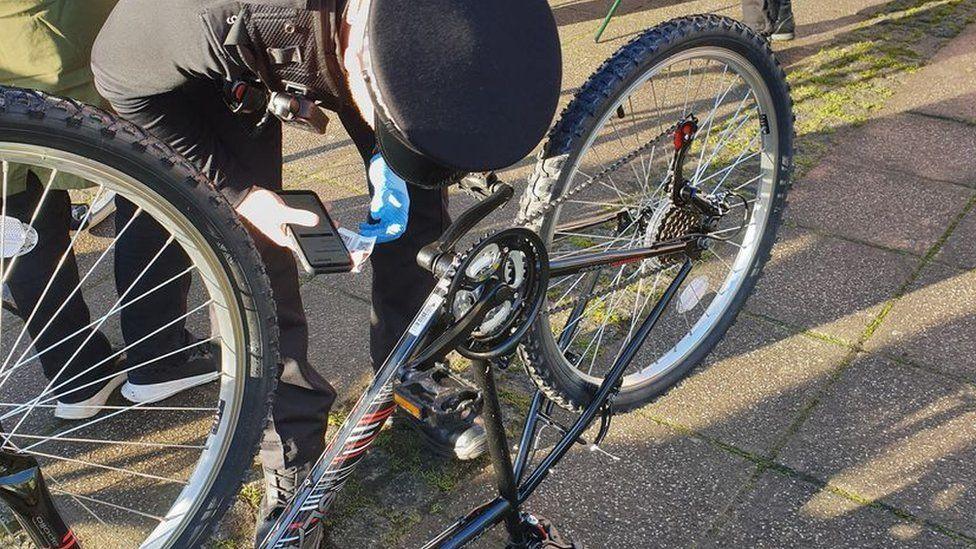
676, 275, 709, 314
0, 216, 37, 259
408, 293, 445, 336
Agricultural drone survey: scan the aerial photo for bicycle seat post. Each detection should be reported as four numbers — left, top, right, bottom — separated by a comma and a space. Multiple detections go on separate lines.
468, 356, 528, 548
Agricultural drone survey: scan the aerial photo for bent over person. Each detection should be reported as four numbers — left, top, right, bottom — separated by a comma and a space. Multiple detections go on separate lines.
91, 0, 560, 542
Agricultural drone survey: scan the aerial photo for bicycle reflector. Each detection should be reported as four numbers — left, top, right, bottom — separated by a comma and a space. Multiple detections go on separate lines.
0, 216, 38, 259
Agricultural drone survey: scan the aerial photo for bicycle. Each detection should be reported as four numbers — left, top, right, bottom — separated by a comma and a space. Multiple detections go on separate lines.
0, 14, 792, 548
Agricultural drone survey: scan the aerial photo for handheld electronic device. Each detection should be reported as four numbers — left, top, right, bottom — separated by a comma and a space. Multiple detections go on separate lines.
277, 190, 353, 274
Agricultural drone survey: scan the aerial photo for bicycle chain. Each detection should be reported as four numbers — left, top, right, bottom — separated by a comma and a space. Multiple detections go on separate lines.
516, 121, 680, 230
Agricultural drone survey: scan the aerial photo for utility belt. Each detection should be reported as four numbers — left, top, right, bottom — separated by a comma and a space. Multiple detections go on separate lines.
220, 1, 347, 134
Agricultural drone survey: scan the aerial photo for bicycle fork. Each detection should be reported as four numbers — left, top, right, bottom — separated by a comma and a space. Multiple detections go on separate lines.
0, 450, 78, 549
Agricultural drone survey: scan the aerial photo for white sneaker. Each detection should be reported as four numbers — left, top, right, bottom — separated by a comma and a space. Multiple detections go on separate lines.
122, 342, 219, 404
55, 373, 126, 420
121, 371, 219, 404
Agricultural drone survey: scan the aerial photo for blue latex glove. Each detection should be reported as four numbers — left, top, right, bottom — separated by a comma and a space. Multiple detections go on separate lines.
359, 153, 410, 243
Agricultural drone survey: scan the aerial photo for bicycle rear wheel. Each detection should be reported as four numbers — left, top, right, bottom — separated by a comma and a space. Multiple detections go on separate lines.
0, 87, 276, 547
519, 15, 793, 412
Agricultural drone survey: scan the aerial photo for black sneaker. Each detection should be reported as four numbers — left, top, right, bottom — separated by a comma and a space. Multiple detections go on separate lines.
254, 463, 326, 547
397, 411, 487, 461
768, 3, 795, 41
55, 356, 127, 420
121, 341, 218, 403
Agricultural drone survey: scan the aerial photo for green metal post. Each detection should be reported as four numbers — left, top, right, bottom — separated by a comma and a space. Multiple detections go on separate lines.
594, 0, 623, 42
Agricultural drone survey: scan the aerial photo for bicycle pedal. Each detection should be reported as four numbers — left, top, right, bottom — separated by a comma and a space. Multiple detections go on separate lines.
394, 362, 482, 426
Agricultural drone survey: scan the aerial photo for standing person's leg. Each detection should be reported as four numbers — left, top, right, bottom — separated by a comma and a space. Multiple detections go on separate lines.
769, 0, 795, 40
742, 0, 795, 40
113, 193, 211, 402
106, 86, 336, 539
92, 0, 335, 538
5, 173, 120, 416
741, 0, 772, 34
336, 101, 454, 370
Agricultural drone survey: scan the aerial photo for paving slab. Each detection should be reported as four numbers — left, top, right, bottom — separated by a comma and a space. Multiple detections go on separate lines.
402, 416, 755, 548
645, 315, 848, 456
840, 113, 976, 188
747, 226, 917, 343
865, 261, 976, 380
704, 471, 970, 548
780, 354, 976, 537
883, 17, 976, 126
786, 150, 973, 255
936, 206, 976, 270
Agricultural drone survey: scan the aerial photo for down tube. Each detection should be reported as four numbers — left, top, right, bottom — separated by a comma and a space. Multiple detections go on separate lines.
260, 279, 450, 548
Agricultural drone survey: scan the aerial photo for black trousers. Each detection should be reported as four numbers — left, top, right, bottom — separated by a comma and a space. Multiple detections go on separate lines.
5, 177, 213, 400
5, 175, 114, 389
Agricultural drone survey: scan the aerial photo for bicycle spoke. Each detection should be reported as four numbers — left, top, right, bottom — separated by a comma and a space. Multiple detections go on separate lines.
8, 447, 188, 485
1, 263, 197, 380
1, 233, 179, 439
0, 402, 215, 412
0, 306, 213, 425
49, 487, 163, 523
0, 167, 58, 287
3, 432, 205, 451
1, 162, 9, 363
0, 185, 109, 376
17, 396, 194, 454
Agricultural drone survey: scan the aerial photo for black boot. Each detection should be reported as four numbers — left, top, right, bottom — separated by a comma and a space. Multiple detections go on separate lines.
254, 462, 323, 547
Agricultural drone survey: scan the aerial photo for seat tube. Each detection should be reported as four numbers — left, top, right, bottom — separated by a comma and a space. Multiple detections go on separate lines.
469, 358, 525, 547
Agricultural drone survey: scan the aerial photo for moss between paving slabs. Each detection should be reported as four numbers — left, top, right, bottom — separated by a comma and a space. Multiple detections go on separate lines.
211, 1, 976, 545
788, 0, 976, 179
698, 0, 976, 541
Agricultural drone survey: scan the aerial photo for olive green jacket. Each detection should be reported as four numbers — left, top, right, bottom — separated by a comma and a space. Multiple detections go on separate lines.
0, 0, 118, 195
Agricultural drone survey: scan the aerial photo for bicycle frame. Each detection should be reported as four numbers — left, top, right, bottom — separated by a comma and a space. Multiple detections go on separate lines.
0, 185, 695, 548
260, 197, 697, 547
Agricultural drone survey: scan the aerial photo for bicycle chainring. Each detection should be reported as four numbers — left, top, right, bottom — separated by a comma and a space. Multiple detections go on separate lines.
446, 228, 549, 358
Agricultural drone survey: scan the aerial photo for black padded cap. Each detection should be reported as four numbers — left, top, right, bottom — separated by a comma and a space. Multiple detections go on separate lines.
366, 0, 561, 173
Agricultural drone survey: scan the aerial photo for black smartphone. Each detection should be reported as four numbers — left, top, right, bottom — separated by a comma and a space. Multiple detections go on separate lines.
276, 190, 353, 275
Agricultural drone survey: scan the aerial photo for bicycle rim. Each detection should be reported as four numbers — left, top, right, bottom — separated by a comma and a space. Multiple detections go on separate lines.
542, 46, 780, 389
0, 143, 247, 547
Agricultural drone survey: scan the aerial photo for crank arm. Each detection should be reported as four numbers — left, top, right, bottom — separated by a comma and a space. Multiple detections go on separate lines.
408, 282, 515, 367
417, 183, 514, 277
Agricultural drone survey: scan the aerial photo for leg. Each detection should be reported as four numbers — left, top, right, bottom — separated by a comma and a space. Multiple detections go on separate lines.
106, 84, 336, 468
741, 0, 772, 34
769, 0, 796, 39
113, 195, 193, 372
369, 185, 450, 370
5, 175, 113, 394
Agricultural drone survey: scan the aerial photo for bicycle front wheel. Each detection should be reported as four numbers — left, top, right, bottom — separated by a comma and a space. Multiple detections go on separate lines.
0, 87, 276, 547
519, 15, 794, 412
